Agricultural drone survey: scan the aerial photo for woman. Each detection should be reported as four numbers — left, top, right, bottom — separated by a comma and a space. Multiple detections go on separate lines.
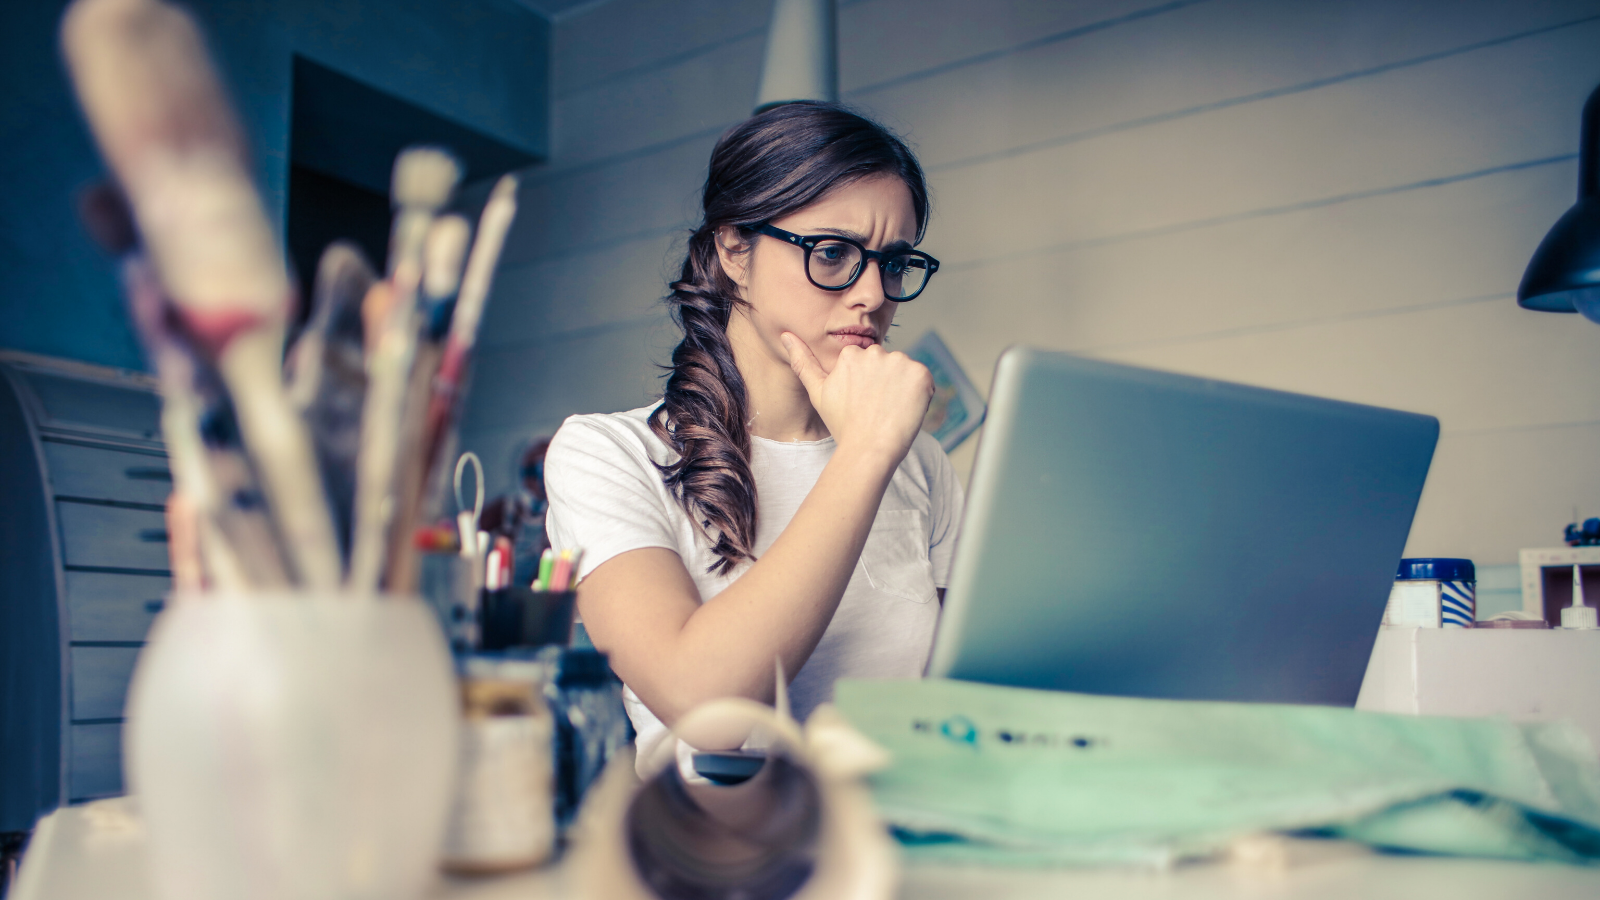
544, 102, 961, 765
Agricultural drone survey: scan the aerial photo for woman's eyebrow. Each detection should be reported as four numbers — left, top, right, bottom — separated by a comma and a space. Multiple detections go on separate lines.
812, 227, 915, 251
811, 226, 870, 241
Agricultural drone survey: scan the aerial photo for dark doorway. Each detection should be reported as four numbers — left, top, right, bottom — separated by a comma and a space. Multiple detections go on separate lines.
285, 164, 390, 313
285, 55, 540, 316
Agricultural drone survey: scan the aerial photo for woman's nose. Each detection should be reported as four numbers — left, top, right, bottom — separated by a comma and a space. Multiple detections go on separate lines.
844, 261, 888, 312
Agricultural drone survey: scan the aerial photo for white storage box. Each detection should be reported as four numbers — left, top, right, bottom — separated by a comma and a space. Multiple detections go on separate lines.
1356, 627, 1600, 757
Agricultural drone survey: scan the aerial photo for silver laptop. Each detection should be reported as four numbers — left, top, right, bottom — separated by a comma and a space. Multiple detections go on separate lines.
927, 348, 1438, 706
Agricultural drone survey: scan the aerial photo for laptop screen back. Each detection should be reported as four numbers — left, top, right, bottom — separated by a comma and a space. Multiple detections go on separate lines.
927, 348, 1438, 706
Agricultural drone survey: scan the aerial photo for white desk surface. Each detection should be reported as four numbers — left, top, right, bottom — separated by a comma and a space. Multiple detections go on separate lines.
15, 801, 1600, 900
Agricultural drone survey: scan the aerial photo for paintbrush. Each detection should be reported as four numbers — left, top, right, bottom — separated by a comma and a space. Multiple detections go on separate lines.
380, 181, 518, 593
79, 182, 290, 590
62, 0, 342, 589
284, 242, 376, 563
382, 215, 472, 593
415, 175, 519, 511
346, 148, 461, 594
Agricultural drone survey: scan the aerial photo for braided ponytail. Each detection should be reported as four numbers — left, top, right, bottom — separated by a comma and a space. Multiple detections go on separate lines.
650, 226, 756, 574
650, 102, 929, 574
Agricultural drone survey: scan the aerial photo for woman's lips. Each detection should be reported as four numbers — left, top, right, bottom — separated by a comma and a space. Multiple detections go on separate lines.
829, 330, 878, 349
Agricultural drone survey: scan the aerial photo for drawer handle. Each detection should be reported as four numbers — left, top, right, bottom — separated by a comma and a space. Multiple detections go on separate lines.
145, 600, 165, 614
138, 529, 169, 543
125, 466, 172, 482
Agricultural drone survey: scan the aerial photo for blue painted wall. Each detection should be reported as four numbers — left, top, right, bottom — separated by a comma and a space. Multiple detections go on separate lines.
0, 0, 548, 371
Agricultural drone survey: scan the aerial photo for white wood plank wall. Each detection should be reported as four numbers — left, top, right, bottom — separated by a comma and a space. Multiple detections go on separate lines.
460, 0, 1600, 565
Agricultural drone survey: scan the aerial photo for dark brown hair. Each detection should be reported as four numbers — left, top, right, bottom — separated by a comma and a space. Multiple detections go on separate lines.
650, 101, 930, 574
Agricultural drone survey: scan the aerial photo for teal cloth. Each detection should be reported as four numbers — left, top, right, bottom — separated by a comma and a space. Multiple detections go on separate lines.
832, 678, 1600, 866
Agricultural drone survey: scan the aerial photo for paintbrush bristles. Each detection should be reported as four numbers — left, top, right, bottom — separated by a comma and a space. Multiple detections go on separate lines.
386, 147, 460, 286
392, 148, 461, 211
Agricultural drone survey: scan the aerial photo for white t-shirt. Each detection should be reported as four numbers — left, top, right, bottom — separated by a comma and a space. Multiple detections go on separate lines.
543, 403, 963, 762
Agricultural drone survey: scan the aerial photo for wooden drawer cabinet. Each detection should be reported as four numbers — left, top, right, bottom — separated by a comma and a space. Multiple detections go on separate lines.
1, 353, 170, 823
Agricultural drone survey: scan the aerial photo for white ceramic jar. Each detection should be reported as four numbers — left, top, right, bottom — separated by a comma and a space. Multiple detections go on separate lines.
1384, 558, 1476, 629
124, 592, 459, 900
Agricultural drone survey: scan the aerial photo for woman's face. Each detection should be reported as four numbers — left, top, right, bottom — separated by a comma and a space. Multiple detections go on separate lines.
721, 174, 918, 374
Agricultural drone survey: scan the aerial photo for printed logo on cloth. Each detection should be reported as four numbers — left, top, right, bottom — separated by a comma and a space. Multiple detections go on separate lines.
911, 716, 1104, 752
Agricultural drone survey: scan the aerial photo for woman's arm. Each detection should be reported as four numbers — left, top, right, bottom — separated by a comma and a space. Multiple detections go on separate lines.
574, 335, 932, 728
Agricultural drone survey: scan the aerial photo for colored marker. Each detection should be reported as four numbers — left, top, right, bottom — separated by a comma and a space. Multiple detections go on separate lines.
535, 548, 554, 592
549, 549, 572, 594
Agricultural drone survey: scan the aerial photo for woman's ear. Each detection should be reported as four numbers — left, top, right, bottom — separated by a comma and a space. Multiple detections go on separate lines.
714, 226, 752, 290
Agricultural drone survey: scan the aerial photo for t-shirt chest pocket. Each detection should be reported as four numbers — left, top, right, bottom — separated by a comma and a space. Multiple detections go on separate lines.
859, 508, 937, 604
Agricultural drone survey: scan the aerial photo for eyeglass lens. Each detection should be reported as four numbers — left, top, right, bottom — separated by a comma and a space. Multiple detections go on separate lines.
807, 239, 931, 300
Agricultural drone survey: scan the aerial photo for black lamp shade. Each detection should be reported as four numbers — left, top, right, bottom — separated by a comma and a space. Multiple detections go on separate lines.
1519, 82, 1600, 316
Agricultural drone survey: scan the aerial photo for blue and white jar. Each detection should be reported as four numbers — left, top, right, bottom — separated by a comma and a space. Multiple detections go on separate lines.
1384, 558, 1476, 628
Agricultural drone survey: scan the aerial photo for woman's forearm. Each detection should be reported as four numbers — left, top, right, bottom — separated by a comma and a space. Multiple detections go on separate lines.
673, 445, 896, 697
578, 340, 934, 727
591, 443, 899, 726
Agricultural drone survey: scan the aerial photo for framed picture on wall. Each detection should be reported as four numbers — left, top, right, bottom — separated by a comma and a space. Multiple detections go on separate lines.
904, 330, 985, 452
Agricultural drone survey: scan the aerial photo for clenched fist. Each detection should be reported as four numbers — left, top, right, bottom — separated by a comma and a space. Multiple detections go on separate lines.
781, 331, 933, 465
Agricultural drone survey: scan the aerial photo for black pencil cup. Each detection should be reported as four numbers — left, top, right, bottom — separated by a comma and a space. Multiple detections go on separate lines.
478, 588, 577, 650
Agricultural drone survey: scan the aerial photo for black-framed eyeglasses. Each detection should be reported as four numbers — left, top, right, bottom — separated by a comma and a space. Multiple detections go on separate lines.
755, 224, 940, 302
